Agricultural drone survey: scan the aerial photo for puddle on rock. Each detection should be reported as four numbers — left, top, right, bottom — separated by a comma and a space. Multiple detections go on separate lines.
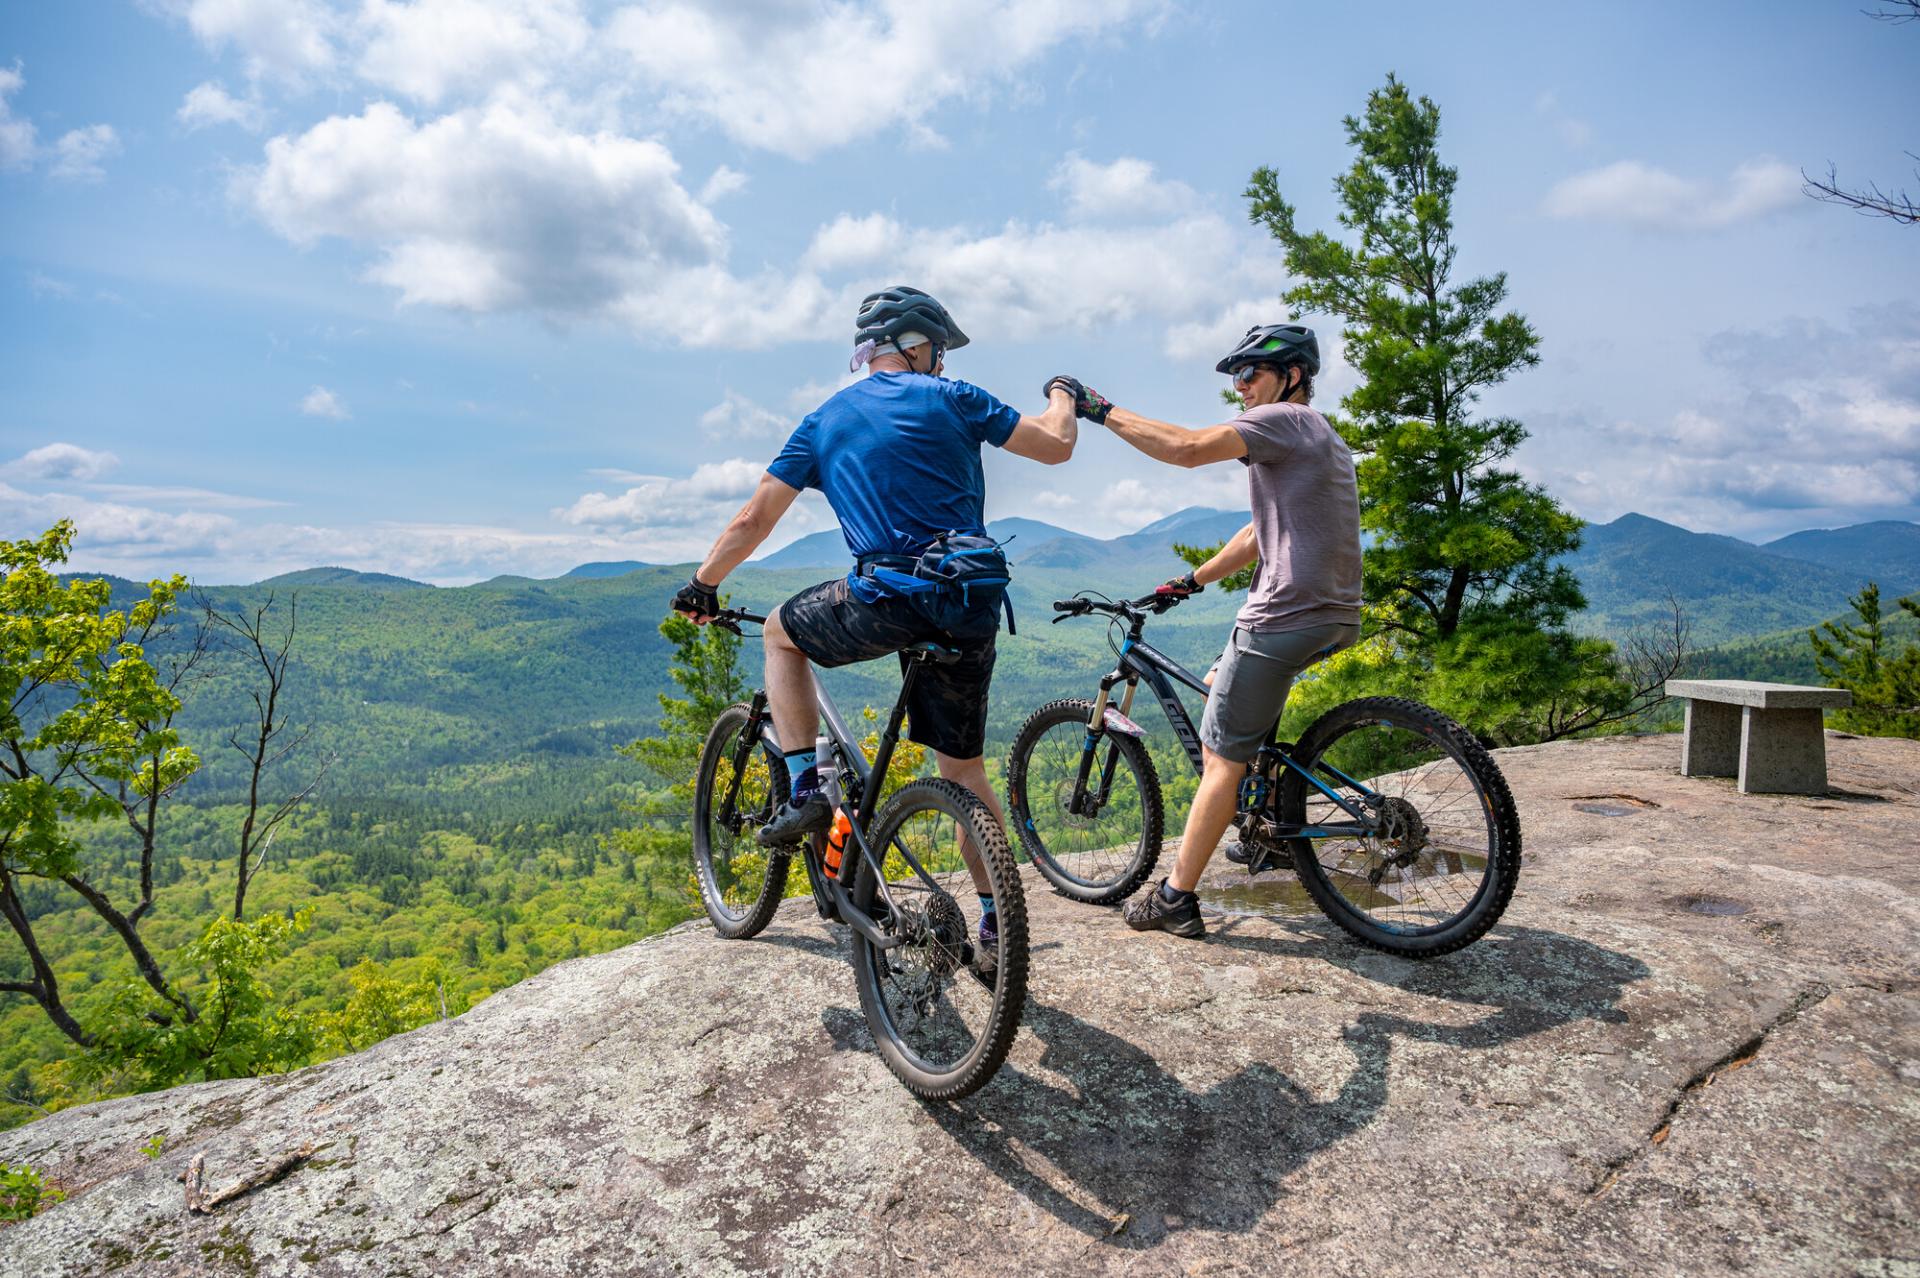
1675, 895, 1751, 917
1198, 872, 1320, 919
1573, 802, 1639, 817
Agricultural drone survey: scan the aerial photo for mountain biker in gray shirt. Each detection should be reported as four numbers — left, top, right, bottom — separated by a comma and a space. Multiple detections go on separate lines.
1049, 324, 1363, 938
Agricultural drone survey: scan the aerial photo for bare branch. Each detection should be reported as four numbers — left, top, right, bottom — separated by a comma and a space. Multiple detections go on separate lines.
1865, 0, 1920, 21
1804, 160, 1920, 224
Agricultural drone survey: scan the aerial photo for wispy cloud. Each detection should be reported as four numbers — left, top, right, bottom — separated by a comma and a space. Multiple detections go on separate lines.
299, 385, 350, 419
50, 124, 120, 182
5, 442, 120, 481
177, 80, 264, 132
1542, 157, 1801, 230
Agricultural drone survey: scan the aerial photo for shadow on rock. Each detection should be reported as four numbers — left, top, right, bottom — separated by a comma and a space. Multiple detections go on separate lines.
852, 924, 1648, 1248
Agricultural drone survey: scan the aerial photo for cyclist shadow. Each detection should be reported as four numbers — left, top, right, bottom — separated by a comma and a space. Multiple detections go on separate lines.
885, 922, 1647, 1248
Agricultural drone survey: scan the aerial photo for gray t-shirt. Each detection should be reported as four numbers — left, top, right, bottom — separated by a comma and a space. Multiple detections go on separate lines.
1231, 402, 1363, 631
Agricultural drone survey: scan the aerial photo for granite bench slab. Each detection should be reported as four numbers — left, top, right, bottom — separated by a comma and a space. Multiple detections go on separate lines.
1665, 679, 1852, 795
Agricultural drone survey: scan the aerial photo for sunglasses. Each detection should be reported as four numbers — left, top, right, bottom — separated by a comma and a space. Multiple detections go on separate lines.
1231, 364, 1271, 389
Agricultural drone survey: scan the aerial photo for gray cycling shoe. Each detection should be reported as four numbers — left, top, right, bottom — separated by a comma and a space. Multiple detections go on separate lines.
758, 792, 832, 846
1122, 880, 1206, 938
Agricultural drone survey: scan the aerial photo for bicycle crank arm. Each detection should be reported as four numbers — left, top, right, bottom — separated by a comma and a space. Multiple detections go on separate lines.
827, 878, 905, 950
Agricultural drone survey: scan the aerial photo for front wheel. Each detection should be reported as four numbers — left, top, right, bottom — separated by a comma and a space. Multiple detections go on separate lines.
1005, 698, 1163, 904
1278, 696, 1521, 958
848, 779, 1028, 1100
691, 702, 791, 940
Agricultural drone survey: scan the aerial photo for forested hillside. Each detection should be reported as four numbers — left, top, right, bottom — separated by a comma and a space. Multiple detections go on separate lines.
7, 511, 1912, 1128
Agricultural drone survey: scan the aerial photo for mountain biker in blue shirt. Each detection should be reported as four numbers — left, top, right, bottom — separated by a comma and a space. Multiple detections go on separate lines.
673, 286, 1078, 938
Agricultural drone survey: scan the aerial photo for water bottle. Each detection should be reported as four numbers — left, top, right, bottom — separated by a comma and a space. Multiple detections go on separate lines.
824, 809, 853, 880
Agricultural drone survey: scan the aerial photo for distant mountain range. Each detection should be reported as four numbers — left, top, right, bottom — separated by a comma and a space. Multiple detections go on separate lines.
752, 505, 1248, 579
67, 511, 1917, 651
1562, 513, 1918, 644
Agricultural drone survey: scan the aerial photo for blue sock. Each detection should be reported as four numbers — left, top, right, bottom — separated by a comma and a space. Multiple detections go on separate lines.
978, 893, 996, 916
1160, 880, 1193, 903
783, 749, 818, 797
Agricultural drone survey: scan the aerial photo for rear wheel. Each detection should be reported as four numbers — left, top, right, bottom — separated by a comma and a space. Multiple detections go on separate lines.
1005, 698, 1162, 904
848, 779, 1028, 1100
691, 703, 791, 940
1278, 696, 1520, 958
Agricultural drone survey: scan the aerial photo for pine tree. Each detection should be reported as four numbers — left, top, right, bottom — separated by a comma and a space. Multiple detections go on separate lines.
1243, 75, 1671, 744
1812, 583, 1920, 738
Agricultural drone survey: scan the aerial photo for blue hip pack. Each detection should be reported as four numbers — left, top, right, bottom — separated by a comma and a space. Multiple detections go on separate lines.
856, 531, 1016, 634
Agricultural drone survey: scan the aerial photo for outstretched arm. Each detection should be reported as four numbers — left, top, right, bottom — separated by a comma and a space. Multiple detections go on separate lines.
694, 473, 802, 587
1001, 387, 1078, 464
1102, 406, 1247, 468
1192, 522, 1258, 586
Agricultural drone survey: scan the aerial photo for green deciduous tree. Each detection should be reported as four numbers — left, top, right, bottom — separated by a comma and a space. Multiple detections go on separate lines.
321, 958, 445, 1053
1243, 75, 1680, 743
1811, 583, 1920, 738
83, 910, 317, 1090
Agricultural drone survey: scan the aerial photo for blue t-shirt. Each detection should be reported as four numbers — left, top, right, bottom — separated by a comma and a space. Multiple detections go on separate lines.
767, 372, 1021, 602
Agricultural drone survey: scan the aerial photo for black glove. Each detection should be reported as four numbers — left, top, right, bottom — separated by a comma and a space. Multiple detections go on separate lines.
1044, 375, 1112, 424
1155, 572, 1202, 601
672, 576, 720, 620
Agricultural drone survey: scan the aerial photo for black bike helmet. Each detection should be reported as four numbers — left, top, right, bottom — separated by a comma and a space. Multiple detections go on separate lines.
854, 285, 970, 353
1215, 323, 1320, 376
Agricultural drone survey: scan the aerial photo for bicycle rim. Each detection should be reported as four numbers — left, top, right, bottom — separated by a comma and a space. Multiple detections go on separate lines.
852, 779, 1027, 1099
692, 704, 790, 936
1008, 699, 1160, 903
1288, 704, 1507, 945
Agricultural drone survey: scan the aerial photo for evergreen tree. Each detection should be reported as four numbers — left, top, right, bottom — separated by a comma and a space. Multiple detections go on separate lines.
1243, 75, 1668, 744
1812, 583, 1920, 738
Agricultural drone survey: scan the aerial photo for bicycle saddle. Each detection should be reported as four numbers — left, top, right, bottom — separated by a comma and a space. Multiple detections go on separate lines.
903, 641, 964, 666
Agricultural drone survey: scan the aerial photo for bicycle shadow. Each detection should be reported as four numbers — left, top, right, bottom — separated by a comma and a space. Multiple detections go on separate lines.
823, 922, 1648, 1248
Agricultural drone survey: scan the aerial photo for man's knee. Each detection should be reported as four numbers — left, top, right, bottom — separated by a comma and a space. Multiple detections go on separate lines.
933, 751, 986, 780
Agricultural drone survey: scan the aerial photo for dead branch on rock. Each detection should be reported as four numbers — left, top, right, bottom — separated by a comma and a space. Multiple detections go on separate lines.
179, 1140, 329, 1214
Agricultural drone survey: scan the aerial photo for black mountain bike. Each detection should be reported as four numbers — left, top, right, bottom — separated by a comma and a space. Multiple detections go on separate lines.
1006, 592, 1520, 958
691, 607, 1028, 1100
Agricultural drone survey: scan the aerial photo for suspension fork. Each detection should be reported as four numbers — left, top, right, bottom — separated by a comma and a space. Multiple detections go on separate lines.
719, 690, 771, 829
1072, 672, 1136, 813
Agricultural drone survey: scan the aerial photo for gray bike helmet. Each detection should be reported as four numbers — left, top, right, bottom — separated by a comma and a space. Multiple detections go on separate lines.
854, 285, 970, 353
1216, 323, 1320, 376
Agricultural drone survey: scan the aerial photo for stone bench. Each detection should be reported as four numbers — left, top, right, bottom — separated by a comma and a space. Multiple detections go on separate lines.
1665, 679, 1852, 795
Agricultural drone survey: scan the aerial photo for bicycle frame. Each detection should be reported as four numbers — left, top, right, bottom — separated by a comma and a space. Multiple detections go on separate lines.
710, 611, 965, 949
1077, 615, 1382, 842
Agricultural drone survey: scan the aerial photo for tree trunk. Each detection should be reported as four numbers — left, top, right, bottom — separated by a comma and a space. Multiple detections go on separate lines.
61, 873, 195, 1022
0, 870, 93, 1047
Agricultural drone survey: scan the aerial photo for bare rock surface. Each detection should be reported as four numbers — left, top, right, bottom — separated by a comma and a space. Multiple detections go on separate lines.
2, 732, 1916, 1276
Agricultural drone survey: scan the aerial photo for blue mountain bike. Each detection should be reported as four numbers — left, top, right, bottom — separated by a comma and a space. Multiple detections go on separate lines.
1006, 591, 1520, 957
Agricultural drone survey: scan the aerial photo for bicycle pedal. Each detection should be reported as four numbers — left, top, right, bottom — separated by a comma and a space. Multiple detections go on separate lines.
1243, 846, 1291, 876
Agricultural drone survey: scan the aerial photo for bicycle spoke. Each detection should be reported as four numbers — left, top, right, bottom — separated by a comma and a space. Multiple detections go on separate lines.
1021, 721, 1145, 889
869, 804, 995, 1074
1301, 722, 1495, 934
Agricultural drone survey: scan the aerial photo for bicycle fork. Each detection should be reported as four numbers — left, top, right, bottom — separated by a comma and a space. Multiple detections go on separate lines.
1072, 674, 1140, 816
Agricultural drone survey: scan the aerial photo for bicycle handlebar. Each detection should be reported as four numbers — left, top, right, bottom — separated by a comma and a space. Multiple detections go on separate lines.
707, 606, 767, 635
1049, 591, 1184, 623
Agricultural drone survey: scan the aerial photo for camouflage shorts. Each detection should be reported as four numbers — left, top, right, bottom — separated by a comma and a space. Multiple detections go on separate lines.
777, 577, 996, 760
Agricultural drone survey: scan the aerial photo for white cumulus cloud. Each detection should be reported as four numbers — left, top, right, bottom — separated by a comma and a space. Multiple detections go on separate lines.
178, 80, 265, 131
50, 124, 121, 182
699, 390, 791, 441
1542, 158, 1801, 231
1050, 154, 1194, 221
243, 99, 725, 315
555, 457, 765, 531
168, 0, 339, 83
0, 63, 35, 170
300, 385, 350, 418
356, 0, 591, 105
606, 0, 1157, 159
6, 442, 121, 481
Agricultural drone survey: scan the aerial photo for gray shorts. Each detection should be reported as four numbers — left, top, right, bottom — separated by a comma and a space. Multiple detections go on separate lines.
1199, 622, 1361, 763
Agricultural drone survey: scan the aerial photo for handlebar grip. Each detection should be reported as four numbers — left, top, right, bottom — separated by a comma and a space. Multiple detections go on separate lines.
1051, 599, 1086, 613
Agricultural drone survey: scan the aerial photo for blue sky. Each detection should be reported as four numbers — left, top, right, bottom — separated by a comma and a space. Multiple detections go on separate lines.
1, 0, 1916, 584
